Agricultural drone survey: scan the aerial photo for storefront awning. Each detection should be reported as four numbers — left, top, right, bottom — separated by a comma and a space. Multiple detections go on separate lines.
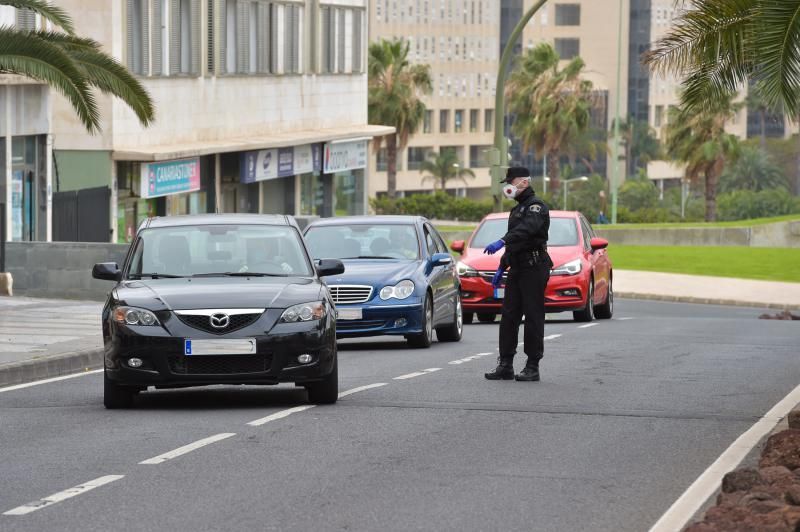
112, 124, 396, 162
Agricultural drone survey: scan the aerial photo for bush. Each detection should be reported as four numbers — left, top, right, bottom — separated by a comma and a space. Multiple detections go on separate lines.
717, 188, 800, 221
370, 192, 535, 221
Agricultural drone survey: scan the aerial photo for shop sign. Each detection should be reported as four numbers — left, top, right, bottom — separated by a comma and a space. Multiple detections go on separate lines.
294, 144, 322, 174
140, 158, 200, 199
323, 140, 367, 173
241, 144, 322, 184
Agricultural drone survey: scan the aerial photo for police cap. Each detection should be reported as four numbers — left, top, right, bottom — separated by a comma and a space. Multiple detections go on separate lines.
502, 166, 531, 183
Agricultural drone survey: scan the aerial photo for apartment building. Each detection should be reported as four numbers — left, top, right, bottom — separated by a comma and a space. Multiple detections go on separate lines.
368, 0, 500, 199
46, 0, 390, 243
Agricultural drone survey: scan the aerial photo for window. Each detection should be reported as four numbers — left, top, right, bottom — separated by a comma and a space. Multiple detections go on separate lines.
423, 110, 433, 134
555, 4, 580, 26
424, 226, 437, 257
168, 0, 199, 75
554, 38, 580, 60
305, 224, 420, 260
321, 6, 335, 73
180, 0, 191, 72
126, 0, 148, 75
320, 6, 359, 74
469, 145, 491, 168
484, 109, 493, 132
353, 10, 363, 73
454, 110, 464, 133
470, 109, 479, 132
439, 110, 450, 133
225, 0, 237, 73
408, 147, 431, 170
654, 105, 664, 128
284, 4, 302, 74
377, 149, 403, 171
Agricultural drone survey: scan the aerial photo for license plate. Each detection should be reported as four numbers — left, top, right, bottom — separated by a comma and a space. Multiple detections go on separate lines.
337, 308, 362, 320
184, 339, 256, 356
494, 288, 505, 299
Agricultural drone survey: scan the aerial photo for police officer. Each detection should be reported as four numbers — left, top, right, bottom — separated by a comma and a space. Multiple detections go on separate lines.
483, 167, 551, 382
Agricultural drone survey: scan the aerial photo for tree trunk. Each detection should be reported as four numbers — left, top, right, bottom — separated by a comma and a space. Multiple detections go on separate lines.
386, 134, 398, 199
625, 140, 632, 179
704, 159, 723, 222
760, 110, 766, 150
441, 176, 447, 191
548, 150, 561, 195
796, 113, 800, 195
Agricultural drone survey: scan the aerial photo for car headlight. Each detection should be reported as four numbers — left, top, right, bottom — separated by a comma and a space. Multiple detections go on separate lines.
456, 261, 478, 277
113, 306, 160, 326
280, 301, 326, 323
379, 280, 415, 300
550, 259, 582, 276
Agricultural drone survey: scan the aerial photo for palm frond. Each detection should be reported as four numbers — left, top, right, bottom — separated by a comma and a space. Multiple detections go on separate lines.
753, 0, 800, 117
1, 0, 75, 34
0, 27, 98, 131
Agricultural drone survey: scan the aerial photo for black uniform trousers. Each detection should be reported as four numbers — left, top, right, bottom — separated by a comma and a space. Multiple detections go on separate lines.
498, 259, 550, 363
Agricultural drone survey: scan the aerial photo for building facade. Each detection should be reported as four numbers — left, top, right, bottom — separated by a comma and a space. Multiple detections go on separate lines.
49, 0, 390, 243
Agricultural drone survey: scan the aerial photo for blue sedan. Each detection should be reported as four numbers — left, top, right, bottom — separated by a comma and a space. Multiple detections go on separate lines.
304, 216, 463, 348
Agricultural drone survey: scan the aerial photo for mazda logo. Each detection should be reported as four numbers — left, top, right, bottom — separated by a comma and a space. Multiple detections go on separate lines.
209, 313, 230, 329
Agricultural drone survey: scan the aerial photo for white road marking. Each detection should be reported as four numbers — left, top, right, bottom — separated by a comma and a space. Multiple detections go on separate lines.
0, 369, 103, 394
338, 383, 387, 398
139, 433, 236, 465
3, 475, 124, 516
578, 323, 598, 329
617, 317, 635, 321
449, 352, 495, 365
544, 334, 562, 341
649, 382, 800, 532
393, 368, 441, 380
246, 405, 316, 427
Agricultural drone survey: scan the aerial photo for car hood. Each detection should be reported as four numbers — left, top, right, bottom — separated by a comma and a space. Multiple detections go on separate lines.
459, 245, 583, 270
328, 259, 421, 287
113, 277, 322, 311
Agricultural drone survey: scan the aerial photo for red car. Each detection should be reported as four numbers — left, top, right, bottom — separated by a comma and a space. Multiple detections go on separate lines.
450, 210, 613, 323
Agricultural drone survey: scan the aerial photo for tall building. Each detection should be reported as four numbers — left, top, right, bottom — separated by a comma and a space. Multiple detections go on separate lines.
368, 0, 500, 199
44, 0, 390, 243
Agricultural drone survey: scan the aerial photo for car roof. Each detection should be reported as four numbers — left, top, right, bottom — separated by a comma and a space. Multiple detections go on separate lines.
307, 215, 426, 227
144, 214, 297, 229
483, 210, 579, 221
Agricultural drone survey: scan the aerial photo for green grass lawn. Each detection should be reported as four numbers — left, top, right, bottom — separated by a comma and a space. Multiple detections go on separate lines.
600, 214, 800, 230
609, 245, 800, 283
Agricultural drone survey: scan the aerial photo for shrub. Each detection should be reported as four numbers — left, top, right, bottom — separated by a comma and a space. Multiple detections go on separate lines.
717, 188, 799, 221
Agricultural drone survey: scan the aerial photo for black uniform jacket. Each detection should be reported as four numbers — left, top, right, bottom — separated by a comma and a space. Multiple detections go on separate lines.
500, 187, 550, 268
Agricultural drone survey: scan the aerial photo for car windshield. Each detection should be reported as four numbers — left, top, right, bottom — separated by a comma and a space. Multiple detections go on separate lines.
127, 224, 313, 278
470, 217, 580, 248
305, 224, 420, 260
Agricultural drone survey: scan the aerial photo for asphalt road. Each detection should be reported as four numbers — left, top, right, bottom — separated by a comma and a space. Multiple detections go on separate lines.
1, 300, 798, 532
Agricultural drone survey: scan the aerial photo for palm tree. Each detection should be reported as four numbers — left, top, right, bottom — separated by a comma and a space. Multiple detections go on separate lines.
0, 0, 154, 133
419, 150, 475, 191
719, 143, 789, 193
368, 38, 433, 199
506, 43, 594, 193
665, 94, 742, 221
612, 118, 662, 178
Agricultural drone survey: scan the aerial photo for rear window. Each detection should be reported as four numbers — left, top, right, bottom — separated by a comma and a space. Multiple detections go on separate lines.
469, 217, 579, 247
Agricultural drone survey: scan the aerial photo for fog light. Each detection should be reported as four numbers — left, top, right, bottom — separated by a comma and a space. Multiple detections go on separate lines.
127, 357, 143, 368
394, 318, 407, 328
297, 354, 313, 364
560, 289, 579, 297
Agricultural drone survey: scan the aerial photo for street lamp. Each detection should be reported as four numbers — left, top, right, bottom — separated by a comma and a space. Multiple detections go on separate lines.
610, 0, 624, 224
562, 176, 588, 210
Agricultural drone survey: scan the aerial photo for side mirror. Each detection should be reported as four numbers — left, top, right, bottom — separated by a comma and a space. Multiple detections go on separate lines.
431, 252, 453, 267
590, 237, 609, 251
450, 240, 465, 253
92, 262, 121, 281
316, 259, 345, 277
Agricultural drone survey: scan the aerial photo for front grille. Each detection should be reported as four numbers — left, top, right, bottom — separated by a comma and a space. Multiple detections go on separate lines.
168, 354, 271, 375
478, 271, 508, 282
337, 320, 387, 331
177, 313, 261, 335
329, 285, 373, 304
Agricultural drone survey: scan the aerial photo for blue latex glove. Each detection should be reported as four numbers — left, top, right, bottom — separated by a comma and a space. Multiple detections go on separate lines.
492, 267, 505, 288
483, 239, 505, 255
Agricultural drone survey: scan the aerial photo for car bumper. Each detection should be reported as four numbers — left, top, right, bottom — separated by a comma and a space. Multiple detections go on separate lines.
335, 300, 424, 338
458, 273, 588, 314
104, 312, 336, 388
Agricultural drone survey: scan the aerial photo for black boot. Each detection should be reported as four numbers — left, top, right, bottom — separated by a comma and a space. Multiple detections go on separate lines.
485, 357, 514, 380
515, 359, 540, 382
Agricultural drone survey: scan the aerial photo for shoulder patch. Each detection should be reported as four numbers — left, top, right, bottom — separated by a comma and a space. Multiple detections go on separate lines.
529, 204, 542, 213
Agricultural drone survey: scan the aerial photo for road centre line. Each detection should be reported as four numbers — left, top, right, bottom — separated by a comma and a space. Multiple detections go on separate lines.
3, 475, 124, 516
338, 383, 388, 398
449, 352, 494, 365
617, 317, 635, 321
649, 381, 800, 532
247, 405, 316, 427
0, 369, 103, 394
393, 368, 442, 380
578, 323, 598, 329
139, 433, 236, 465
544, 334, 562, 341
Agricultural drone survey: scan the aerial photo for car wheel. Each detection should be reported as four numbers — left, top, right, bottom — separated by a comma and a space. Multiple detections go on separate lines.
594, 277, 613, 319
306, 355, 338, 404
104, 371, 135, 409
573, 278, 594, 322
436, 294, 463, 342
408, 294, 433, 348
477, 312, 496, 323
463, 311, 474, 324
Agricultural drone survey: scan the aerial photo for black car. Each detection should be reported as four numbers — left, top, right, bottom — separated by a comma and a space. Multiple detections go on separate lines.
92, 214, 344, 409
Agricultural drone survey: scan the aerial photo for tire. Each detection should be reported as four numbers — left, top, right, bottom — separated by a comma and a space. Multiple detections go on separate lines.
594, 276, 613, 320
306, 355, 338, 404
104, 371, 135, 409
573, 278, 595, 322
407, 294, 434, 348
436, 294, 463, 342
463, 311, 474, 325
477, 312, 496, 323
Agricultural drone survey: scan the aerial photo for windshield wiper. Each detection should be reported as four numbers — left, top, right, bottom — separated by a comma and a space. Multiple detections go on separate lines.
341, 256, 396, 260
192, 272, 287, 277
129, 272, 184, 279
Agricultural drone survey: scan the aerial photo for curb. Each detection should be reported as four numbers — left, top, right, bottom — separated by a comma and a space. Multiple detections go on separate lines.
617, 291, 800, 311
0, 348, 104, 388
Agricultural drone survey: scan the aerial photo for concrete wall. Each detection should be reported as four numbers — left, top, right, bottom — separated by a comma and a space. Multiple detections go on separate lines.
6, 242, 129, 300
594, 220, 800, 248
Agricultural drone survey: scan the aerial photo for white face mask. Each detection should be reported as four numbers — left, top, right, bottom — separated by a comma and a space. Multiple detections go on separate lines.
502, 179, 529, 199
